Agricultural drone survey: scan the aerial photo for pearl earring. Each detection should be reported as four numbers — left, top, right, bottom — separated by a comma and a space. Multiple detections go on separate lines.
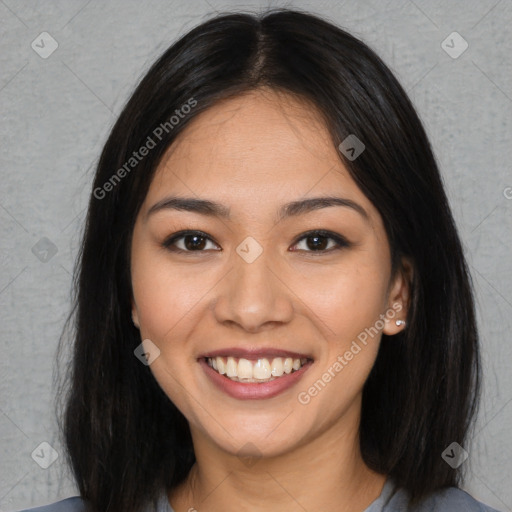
395, 319, 406, 327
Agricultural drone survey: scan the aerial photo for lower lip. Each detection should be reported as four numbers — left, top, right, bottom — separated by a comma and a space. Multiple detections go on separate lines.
199, 358, 313, 400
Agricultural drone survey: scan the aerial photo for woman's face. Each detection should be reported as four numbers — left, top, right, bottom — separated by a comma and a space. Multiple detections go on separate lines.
130, 89, 408, 460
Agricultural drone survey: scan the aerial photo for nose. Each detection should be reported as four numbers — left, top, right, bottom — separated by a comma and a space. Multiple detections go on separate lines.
211, 245, 294, 332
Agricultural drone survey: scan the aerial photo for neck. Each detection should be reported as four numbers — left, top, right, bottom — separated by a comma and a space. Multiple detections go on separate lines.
168, 403, 387, 512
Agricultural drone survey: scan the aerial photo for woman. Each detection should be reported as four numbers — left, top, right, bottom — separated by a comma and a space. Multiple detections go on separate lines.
20, 8, 501, 512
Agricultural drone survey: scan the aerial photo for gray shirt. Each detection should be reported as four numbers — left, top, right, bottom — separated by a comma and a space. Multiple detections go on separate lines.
17, 477, 502, 511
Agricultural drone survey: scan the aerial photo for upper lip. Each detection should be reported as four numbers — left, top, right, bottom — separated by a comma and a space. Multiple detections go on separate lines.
200, 347, 313, 360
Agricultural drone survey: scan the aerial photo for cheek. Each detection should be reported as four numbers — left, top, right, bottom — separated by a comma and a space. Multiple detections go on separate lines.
131, 248, 207, 341
130, 248, 205, 417
295, 258, 390, 344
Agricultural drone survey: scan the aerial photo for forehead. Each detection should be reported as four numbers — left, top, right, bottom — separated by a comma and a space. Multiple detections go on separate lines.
144, 89, 378, 225
157, 90, 332, 172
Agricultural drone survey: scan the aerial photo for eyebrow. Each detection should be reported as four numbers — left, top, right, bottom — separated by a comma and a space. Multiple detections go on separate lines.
145, 195, 369, 223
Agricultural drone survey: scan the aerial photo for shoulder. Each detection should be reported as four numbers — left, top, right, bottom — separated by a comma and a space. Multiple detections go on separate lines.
16, 496, 86, 512
384, 484, 502, 512
423, 486, 502, 512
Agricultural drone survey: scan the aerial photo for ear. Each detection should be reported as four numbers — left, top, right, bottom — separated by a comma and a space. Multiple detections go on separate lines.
131, 300, 140, 329
383, 256, 413, 336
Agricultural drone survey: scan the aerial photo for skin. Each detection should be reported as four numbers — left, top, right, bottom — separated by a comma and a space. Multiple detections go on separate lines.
130, 88, 412, 512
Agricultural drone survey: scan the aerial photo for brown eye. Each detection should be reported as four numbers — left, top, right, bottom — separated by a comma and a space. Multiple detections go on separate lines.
183, 234, 206, 250
290, 230, 350, 253
162, 231, 220, 252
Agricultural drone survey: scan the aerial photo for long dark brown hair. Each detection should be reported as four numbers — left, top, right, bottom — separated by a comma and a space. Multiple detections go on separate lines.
55, 8, 481, 511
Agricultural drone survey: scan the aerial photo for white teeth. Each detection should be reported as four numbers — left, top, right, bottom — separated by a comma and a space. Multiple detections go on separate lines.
270, 358, 283, 377
226, 357, 238, 377
283, 358, 293, 374
207, 355, 310, 382
216, 357, 226, 375
238, 358, 253, 379
253, 358, 271, 379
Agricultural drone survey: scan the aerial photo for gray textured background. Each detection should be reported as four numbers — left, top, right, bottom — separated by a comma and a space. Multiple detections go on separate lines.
0, 0, 511, 511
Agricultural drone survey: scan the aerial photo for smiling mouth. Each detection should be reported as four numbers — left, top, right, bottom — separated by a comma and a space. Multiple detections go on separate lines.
205, 356, 312, 383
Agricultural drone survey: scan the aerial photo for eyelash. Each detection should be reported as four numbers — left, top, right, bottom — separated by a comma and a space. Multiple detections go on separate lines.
161, 229, 350, 255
